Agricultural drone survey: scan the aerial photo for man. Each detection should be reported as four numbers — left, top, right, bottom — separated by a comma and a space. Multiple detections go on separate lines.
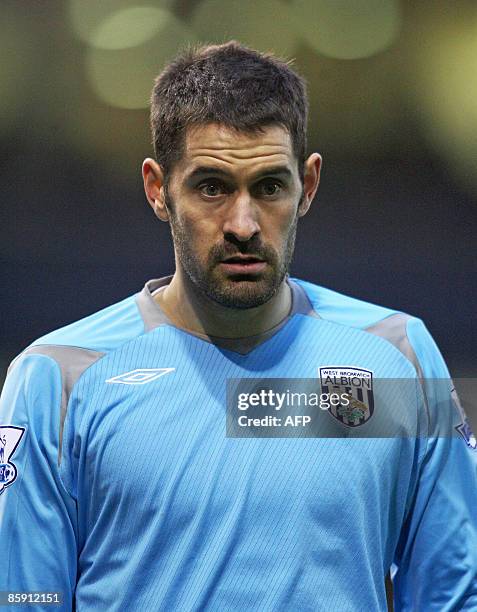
1, 41, 476, 611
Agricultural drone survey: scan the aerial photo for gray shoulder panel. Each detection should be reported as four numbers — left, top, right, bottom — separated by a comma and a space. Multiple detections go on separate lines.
364, 313, 423, 378
364, 312, 430, 431
135, 276, 173, 332
11, 344, 104, 465
289, 279, 321, 319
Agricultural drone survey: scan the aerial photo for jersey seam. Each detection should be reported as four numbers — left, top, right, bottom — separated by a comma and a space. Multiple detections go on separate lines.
10, 352, 79, 502
291, 279, 399, 323
70, 322, 175, 441
5, 429, 28, 587
403, 319, 432, 464
300, 313, 419, 378
312, 313, 429, 471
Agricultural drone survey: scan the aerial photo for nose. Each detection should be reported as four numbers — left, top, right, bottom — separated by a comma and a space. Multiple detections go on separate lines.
222, 191, 260, 242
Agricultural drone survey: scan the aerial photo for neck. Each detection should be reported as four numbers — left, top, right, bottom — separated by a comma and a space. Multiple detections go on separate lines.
154, 267, 292, 338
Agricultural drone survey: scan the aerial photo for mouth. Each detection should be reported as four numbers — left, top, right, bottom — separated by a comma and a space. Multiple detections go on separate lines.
220, 255, 267, 275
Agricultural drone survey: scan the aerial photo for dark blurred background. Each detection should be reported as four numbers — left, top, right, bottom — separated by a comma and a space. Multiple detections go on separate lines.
1, 0, 476, 382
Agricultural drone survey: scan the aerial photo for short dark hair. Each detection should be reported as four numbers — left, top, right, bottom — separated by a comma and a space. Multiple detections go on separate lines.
150, 41, 309, 184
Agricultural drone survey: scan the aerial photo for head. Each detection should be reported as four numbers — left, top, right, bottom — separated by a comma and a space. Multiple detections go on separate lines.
143, 41, 321, 309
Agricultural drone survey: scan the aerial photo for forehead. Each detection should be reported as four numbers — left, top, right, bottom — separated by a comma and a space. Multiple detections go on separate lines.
176, 123, 297, 177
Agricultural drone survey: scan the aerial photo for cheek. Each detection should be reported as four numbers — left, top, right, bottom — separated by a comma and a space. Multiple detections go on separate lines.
176, 210, 206, 236
177, 213, 220, 253
262, 207, 297, 244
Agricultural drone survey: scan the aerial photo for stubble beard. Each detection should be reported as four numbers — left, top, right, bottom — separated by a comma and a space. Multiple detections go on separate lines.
165, 192, 299, 310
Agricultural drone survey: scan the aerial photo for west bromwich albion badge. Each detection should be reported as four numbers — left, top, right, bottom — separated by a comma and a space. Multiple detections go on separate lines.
319, 367, 374, 427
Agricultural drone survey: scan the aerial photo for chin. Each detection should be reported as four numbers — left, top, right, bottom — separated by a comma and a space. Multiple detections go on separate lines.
206, 275, 282, 310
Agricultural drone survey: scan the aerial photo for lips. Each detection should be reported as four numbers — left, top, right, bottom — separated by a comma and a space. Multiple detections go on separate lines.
222, 255, 264, 264
220, 255, 267, 275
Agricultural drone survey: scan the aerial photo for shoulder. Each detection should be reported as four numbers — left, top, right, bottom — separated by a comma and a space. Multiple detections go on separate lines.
291, 276, 448, 379
2, 287, 150, 464
292, 276, 399, 327
7, 288, 147, 388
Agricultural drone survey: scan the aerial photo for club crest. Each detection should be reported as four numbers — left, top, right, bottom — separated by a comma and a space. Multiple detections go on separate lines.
319, 366, 374, 427
0, 426, 26, 495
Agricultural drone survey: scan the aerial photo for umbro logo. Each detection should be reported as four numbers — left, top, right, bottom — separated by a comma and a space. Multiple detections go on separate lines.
105, 368, 175, 385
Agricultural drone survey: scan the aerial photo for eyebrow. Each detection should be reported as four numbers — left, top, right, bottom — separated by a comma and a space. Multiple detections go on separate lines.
185, 165, 294, 184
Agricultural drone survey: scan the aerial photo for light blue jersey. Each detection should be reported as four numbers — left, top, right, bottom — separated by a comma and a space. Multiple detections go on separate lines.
1, 276, 476, 611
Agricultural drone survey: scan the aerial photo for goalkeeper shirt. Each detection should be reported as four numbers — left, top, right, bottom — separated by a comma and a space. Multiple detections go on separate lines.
1, 275, 476, 611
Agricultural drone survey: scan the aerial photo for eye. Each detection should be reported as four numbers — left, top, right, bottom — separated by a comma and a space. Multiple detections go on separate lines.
257, 180, 282, 198
198, 180, 226, 198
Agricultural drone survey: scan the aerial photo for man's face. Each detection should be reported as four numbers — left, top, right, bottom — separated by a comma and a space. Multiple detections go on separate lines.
164, 123, 306, 309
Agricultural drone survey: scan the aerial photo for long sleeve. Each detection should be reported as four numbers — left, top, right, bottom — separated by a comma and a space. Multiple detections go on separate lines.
0, 353, 78, 611
392, 319, 477, 610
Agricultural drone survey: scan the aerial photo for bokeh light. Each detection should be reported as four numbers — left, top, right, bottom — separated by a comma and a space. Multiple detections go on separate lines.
68, 0, 174, 46
290, 0, 401, 60
411, 14, 477, 193
190, 0, 298, 56
85, 10, 197, 109
90, 7, 169, 50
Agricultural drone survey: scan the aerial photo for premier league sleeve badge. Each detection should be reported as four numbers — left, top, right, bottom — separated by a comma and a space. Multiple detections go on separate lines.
0, 426, 26, 495
450, 387, 477, 451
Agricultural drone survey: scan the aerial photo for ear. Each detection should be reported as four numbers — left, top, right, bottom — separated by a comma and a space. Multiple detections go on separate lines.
142, 158, 169, 222
298, 153, 322, 217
